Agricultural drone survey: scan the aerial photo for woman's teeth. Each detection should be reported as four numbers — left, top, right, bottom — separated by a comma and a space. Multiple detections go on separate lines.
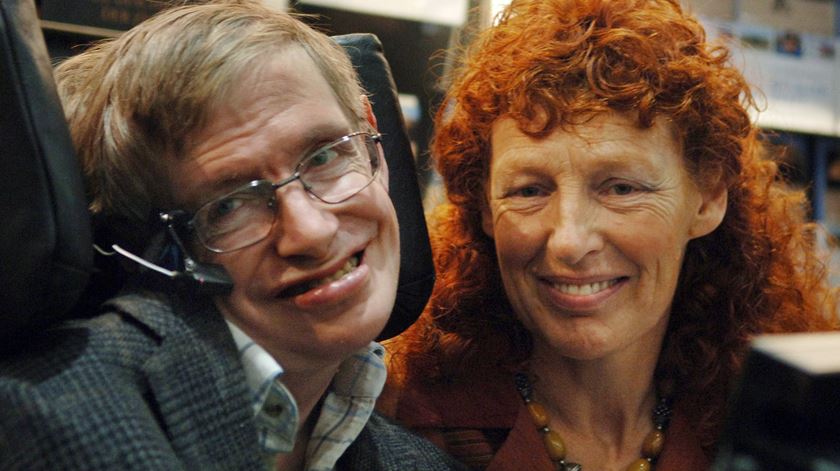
553, 279, 617, 296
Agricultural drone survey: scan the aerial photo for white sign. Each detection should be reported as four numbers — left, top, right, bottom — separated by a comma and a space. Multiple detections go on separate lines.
704, 17, 840, 137
299, 0, 467, 26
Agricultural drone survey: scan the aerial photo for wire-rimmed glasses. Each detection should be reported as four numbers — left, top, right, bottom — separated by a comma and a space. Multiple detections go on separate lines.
161, 131, 382, 253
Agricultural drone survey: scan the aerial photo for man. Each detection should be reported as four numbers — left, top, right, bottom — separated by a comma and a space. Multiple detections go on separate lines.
0, 2, 462, 470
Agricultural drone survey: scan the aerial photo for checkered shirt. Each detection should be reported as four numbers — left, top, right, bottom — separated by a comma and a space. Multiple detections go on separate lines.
226, 322, 386, 471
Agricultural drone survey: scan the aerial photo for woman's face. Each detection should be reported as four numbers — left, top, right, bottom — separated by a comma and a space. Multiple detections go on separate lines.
482, 113, 726, 361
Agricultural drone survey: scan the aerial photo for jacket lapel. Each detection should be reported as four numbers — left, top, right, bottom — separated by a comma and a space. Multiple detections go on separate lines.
109, 290, 264, 469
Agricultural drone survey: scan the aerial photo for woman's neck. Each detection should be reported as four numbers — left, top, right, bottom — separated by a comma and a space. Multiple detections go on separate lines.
525, 342, 664, 470
527, 316, 666, 420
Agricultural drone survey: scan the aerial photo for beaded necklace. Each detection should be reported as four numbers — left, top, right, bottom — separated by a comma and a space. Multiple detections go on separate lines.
514, 372, 673, 471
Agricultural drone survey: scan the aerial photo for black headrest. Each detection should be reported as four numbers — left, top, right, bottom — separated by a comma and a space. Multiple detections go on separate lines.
0, 0, 93, 352
335, 33, 434, 340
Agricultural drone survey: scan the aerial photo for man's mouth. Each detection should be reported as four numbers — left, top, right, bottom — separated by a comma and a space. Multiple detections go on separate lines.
279, 252, 362, 298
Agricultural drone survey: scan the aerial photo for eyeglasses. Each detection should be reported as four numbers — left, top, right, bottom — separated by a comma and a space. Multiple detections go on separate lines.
162, 131, 382, 253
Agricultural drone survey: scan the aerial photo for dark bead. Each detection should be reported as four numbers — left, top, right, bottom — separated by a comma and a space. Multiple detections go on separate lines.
652, 398, 673, 429
514, 372, 532, 397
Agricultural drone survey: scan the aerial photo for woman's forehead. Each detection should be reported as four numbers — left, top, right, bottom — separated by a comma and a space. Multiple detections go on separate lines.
490, 112, 679, 152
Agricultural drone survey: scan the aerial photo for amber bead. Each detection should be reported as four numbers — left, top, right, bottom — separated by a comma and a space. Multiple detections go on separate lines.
625, 458, 652, 471
641, 429, 665, 458
527, 402, 550, 427
542, 429, 567, 460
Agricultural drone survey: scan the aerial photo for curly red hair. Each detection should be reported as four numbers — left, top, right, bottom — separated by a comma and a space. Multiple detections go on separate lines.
388, 0, 838, 453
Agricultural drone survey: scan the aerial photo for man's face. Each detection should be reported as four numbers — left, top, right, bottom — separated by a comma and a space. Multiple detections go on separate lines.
169, 46, 399, 370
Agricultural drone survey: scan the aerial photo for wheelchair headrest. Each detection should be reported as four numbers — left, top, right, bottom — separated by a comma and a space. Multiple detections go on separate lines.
334, 33, 434, 340
0, 0, 93, 352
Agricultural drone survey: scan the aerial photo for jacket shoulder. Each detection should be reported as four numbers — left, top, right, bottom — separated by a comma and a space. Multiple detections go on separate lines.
0, 307, 176, 469
0, 290, 260, 470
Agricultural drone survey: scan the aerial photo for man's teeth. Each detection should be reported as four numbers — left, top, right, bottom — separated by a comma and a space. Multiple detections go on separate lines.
282, 255, 361, 297
553, 279, 616, 296
318, 255, 359, 285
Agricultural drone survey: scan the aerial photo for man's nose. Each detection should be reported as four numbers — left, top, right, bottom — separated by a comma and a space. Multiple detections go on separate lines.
270, 186, 339, 260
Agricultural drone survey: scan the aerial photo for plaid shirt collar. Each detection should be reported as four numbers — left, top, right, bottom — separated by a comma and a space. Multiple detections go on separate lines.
226, 321, 386, 471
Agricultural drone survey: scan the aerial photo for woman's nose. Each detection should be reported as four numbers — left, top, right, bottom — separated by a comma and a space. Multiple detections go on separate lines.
270, 187, 339, 260
545, 193, 603, 266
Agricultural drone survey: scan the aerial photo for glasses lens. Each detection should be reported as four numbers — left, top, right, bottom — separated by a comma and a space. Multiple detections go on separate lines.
300, 133, 379, 203
193, 181, 277, 252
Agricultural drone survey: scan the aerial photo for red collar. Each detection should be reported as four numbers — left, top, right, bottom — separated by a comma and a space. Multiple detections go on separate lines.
393, 372, 709, 470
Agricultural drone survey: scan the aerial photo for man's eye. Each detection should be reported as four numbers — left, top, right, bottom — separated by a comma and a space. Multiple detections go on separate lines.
310, 148, 340, 167
198, 192, 266, 238
208, 197, 244, 220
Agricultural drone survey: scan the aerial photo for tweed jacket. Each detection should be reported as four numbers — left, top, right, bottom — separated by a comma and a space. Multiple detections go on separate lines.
0, 288, 466, 471
339, 412, 468, 471
0, 289, 264, 470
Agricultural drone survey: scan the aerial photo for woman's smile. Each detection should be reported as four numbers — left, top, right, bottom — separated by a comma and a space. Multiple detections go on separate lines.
539, 276, 627, 312
549, 278, 620, 296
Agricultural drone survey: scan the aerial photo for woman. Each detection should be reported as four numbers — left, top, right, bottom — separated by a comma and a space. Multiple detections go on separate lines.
0, 3, 463, 470
382, 0, 838, 470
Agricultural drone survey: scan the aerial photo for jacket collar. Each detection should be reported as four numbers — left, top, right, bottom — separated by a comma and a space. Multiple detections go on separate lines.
105, 288, 264, 467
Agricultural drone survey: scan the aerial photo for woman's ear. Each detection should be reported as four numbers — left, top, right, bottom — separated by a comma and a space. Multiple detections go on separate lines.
481, 200, 494, 239
690, 181, 727, 239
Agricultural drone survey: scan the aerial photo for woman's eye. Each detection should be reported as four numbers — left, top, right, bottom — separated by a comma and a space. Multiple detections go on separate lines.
513, 186, 543, 198
611, 183, 636, 195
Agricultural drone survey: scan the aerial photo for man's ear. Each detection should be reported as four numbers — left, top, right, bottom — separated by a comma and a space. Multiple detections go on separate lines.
362, 95, 378, 130
362, 95, 388, 190
689, 181, 727, 239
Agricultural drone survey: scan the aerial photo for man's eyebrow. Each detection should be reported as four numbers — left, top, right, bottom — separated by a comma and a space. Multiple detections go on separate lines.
186, 123, 356, 209
185, 174, 251, 211
298, 123, 356, 151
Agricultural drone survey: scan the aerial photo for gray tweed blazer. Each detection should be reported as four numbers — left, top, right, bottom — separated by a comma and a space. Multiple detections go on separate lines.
0, 288, 465, 471
0, 289, 264, 469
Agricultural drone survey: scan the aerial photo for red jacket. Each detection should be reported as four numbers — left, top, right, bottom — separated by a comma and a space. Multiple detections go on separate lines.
381, 370, 710, 470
